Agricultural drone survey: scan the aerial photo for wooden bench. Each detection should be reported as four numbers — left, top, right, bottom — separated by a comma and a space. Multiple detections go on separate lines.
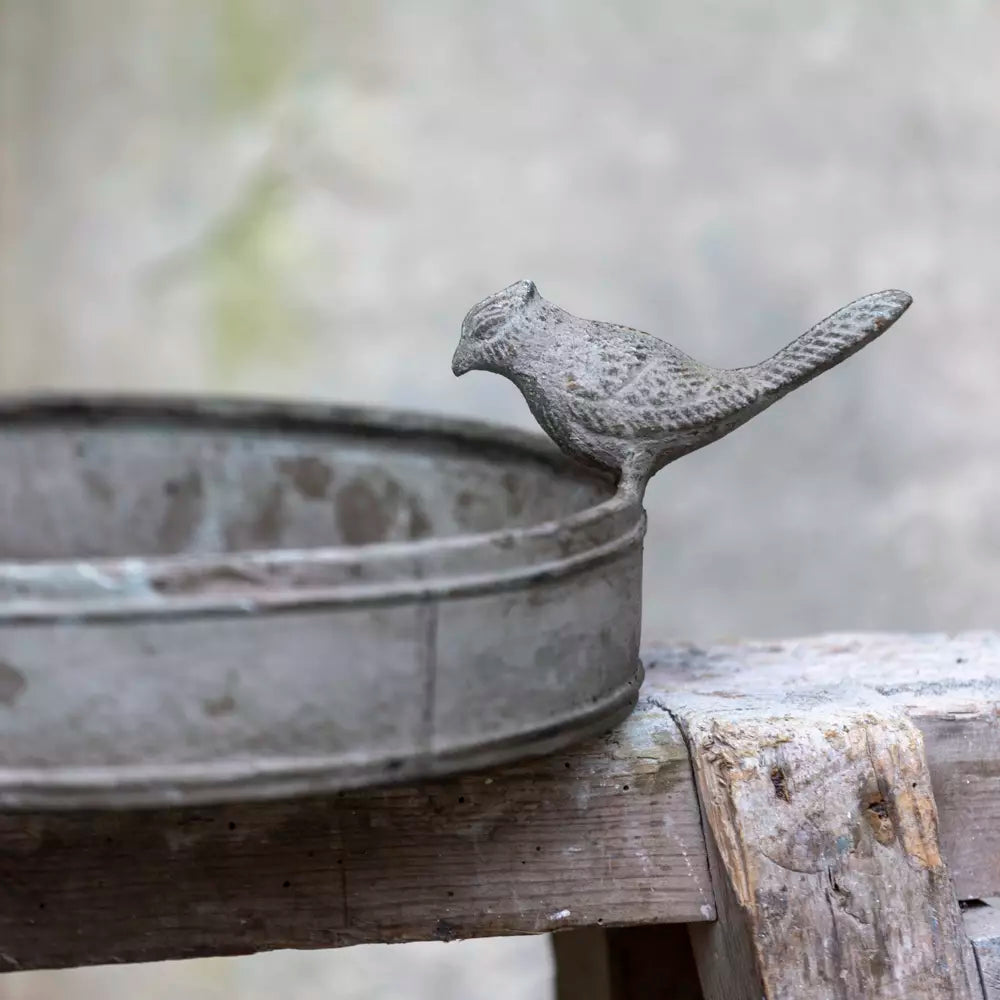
2, 633, 999, 998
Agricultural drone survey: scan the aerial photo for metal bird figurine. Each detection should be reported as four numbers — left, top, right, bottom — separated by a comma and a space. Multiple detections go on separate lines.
452, 281, 912, 497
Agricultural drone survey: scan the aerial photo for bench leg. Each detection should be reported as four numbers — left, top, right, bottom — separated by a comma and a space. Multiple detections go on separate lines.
552, 924, 703, 999
670, 689, 980, 999
965, 900, 1000, 998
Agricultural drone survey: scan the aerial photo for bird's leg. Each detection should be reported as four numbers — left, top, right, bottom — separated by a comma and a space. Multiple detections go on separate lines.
616, 456, 648, 502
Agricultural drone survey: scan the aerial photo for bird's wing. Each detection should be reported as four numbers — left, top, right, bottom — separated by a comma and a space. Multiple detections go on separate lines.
555, 324, 673, 400
564, 358, 760, 441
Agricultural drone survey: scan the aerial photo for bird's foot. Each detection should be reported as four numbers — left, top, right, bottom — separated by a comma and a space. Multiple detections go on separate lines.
616, 464, 648, 502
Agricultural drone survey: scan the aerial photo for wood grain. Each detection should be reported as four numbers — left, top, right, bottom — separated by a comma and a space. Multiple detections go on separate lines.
671, 688, 978, 999
2, 632, 998, 975
922, 714, 1000, 901
966, 902, 1000, 999
0, 699, 712, 972
645, 632, 1000, 899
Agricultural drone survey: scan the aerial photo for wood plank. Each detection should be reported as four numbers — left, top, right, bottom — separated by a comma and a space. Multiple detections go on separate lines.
2, 632, 998, 975
645, 631, 1000, 900
552, 924, 704, 999
670, 688, 978, 999
0, 701, 713, 972
966, 901, 1000, 999
921, 715, 1000, 901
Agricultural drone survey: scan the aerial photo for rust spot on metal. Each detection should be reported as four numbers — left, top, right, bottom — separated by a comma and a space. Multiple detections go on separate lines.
221, 483, 286, 551
278, 457, 333, 500
159, 470, 204, 552
82, 469, 114, 505
501, 470, 526, 518
0, 661, 26, 706
151, 563, 270, 597
407, 495, 433, 540
203, 694, 236, 717
336, 479, 392, 546
252, 484, 284, 546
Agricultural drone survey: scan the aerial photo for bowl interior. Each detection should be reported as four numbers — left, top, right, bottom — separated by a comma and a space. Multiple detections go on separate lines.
0, 399, 613, 561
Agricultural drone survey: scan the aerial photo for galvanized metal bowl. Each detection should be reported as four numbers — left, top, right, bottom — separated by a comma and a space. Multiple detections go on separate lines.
0, 396, 644, 808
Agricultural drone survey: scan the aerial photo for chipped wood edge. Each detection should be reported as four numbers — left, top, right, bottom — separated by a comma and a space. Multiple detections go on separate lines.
667, 688, 979, 1000
2, 633, 999, 976
644, 632, 1000, 902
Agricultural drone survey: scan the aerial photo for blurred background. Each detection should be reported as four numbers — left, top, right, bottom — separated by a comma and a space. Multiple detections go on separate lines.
1, 0, 998, 996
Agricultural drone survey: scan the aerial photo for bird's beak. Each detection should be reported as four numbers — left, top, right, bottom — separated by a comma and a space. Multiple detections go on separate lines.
451, 342, 473, 376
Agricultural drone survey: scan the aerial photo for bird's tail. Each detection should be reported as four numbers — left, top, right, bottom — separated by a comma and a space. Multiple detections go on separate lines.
747, 290, 912, 396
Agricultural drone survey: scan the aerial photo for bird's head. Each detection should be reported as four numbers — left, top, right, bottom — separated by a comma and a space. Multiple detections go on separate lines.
452, 279, 540, 377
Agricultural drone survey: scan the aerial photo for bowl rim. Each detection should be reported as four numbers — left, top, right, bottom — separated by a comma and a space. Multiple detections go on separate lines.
0, 393, 644, 621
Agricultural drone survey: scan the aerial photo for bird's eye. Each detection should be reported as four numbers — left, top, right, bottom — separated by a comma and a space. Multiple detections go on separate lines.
463, 306, 504, 341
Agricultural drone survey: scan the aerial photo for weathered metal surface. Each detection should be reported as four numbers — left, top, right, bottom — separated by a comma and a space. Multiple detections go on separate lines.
453, 281, 912, 496
0, 396, 645, 808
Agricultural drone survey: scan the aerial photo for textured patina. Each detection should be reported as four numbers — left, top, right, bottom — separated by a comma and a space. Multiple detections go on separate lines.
453, 281, 912, 495
0, 398, 643, 808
